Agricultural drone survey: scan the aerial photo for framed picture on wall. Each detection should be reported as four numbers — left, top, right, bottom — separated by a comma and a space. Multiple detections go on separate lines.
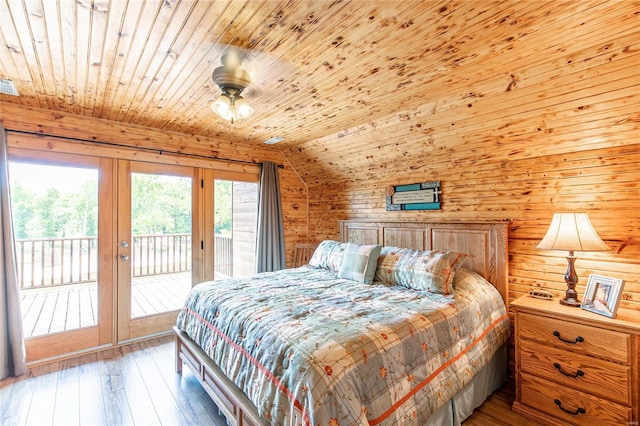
580, 274, 625, 318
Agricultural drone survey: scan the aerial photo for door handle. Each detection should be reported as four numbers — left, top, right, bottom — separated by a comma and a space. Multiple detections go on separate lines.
120, 254, 129, 261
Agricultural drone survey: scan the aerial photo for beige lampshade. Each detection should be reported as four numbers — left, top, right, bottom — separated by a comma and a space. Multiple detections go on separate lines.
211, 95, 232, 121
234, 96, 254, 120
536, 212, 609, 252
211, 94, 253, 123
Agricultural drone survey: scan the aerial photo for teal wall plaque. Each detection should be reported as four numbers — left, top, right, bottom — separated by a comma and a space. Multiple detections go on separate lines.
386, 181, 441, 211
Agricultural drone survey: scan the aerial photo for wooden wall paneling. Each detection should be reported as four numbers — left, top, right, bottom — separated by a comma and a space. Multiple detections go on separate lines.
232, 181, 258, 276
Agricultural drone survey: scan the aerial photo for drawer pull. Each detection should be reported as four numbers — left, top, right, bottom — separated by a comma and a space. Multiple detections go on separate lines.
552, 330, 584, 344
553, 362, 585, 378
554, 399, 586, 416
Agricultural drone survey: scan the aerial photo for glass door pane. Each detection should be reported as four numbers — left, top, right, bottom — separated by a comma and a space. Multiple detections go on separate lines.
117, 160, 195, 342
9, 162, 99, 337
214, 179, 258, 279
130, 172, 192, 318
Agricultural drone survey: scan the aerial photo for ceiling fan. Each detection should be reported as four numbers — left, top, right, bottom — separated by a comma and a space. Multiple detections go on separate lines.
210, 48, 254, 123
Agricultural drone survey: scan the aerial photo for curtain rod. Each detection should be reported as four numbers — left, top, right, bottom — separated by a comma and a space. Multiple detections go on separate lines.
9, 129, 284, 169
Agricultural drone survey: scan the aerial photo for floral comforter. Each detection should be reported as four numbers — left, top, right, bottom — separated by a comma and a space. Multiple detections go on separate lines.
176, 266, 510, 426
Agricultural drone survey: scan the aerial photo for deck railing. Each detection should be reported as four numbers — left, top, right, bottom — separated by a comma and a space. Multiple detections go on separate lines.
16, 237, 97, 288
131, 234, 192, 277
215, 234, 232, 277
15, 234, 233, 289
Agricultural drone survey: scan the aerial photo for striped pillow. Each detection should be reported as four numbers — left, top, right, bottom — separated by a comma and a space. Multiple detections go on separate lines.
374, 247, 467, 295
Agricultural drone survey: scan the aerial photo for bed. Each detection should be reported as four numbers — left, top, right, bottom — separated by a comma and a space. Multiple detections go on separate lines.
174, 220, 510, 426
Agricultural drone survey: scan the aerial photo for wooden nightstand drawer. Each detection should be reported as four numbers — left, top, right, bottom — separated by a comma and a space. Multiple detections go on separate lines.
520, 373, 631, 425
520, 340, 630, 405
519, 312, 629, 363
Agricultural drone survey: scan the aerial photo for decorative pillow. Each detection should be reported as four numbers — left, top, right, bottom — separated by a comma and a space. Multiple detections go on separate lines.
338, 243, 382, 284
308, 240, 347, 272
375, 246, 468, 295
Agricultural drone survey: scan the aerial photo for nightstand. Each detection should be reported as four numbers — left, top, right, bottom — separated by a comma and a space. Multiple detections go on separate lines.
511, 295, 639, 425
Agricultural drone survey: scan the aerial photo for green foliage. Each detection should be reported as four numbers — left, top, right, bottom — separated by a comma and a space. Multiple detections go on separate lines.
9, 165, 194, 239
131, 173, 192, 235
10, 183, 36, 239
10, 175, 99, 239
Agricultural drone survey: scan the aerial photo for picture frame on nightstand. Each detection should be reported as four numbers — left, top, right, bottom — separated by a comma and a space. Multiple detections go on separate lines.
580, 274, 625, 318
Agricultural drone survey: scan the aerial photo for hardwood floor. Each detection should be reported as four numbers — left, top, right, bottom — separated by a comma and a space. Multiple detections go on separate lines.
0, 335, 226, 426
0, 335, 538, 426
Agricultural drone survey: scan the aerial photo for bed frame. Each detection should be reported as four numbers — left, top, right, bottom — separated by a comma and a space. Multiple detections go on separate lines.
174, 220, 509, 426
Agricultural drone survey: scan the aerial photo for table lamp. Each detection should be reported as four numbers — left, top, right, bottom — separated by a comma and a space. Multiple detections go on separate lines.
536, 212, 609, 306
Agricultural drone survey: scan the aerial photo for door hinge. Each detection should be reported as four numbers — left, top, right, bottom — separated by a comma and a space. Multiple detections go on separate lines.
201, 241, 204, 250
201, 179, 204, 188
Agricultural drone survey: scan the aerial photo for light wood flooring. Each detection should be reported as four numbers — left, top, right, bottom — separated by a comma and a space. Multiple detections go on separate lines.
0, 335, 539, 426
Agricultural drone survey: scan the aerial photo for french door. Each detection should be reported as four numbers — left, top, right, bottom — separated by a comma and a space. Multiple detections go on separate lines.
7, 132, 260, 360
116, 160, 197, 342
8, 149, 114, 361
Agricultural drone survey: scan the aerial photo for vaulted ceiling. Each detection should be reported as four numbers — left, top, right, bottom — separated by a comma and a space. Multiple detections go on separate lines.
0, 0, 602, 151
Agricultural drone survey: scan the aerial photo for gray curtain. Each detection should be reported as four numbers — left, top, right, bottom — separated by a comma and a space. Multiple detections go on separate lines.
255, 161, 285, 272
0, 127, 27, 379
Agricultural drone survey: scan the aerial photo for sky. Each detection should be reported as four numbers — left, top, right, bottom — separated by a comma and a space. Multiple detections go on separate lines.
8, 161, 98, 195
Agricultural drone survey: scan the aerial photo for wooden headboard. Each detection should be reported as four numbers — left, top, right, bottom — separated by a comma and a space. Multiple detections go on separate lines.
340, 220, 509, 303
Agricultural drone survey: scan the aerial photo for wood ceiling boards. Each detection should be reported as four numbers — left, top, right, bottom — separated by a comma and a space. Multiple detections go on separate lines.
0, 0, 608, 150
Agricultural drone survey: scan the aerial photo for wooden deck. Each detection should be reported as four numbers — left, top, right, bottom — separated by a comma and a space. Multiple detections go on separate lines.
20, 272, 192, 338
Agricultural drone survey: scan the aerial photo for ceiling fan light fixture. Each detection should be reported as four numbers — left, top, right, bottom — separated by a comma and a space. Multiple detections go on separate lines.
210, 48, 254, 123
234, 96, 254, 120
211, 94, 233, 121
210, 92, 253, 124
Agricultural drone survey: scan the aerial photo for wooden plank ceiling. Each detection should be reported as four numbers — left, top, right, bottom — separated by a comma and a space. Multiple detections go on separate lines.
0, 0, 618, 150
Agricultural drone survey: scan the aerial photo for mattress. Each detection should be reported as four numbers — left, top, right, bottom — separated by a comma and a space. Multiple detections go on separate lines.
176, 266, 510, 425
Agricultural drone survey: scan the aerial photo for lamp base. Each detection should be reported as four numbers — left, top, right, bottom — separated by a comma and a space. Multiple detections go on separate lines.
559, 298, 581, 307
560, 252, 581, 307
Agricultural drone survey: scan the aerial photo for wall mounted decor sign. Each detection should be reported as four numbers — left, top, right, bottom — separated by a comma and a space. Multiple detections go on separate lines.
580, 274, 625, 318
386, 181, 441, 211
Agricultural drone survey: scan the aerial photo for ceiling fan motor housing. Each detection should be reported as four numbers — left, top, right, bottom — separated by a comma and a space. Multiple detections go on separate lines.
212, 65, 251, 96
